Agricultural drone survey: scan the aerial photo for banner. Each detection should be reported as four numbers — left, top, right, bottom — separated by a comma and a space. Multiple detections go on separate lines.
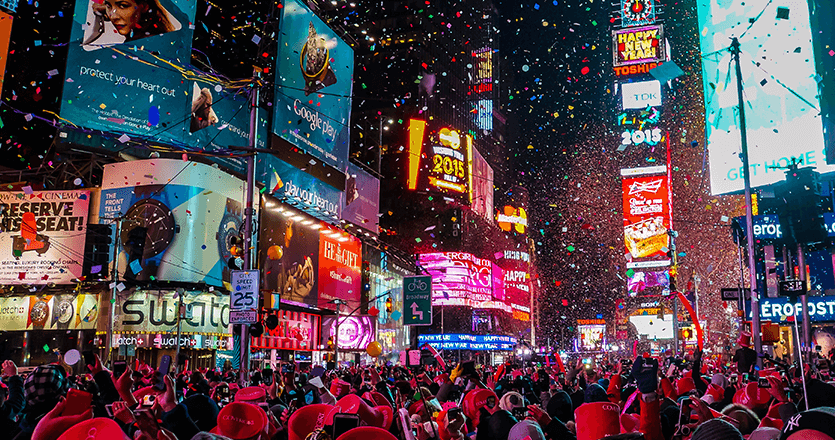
341, 163, 380, 233
621, 168, 671, 266
697, 0, 833, 194
62, 0, 196, 142
251, 309, 320, 351
114, 289, 229, 334
0, 294, 99, 331
0, 190, 91, 284
273, 0, 354, 170
99, 159, 251, 288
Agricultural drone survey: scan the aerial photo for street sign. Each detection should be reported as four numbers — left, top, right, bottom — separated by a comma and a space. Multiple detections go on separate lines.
721, 288, 751, 301
230, 270, 259, 324
403, 275, 432, 326
230, 310, 258, 324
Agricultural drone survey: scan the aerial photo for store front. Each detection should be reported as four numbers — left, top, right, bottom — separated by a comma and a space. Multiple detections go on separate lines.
751, 295, 835, 362
251, 309, 321, 368
0, 291, 100, 371
109, 288, 230, 370
366, 249, 415, 357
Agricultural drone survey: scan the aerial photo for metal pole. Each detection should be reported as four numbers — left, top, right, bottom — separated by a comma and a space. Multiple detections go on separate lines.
175, 290, 183, 375
797, 244, 813, 364
673, 296, 679, 354
334, 301, 341, 367
731, 37, 763, 367
530, 283, 535, 346
106, 218, 122, 368
792, 314, 810, 409
239, 70, 260, 386
737, 244, 747, 330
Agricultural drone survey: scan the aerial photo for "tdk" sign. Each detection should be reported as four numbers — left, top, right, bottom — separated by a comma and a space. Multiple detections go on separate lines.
622, 80, 662, 109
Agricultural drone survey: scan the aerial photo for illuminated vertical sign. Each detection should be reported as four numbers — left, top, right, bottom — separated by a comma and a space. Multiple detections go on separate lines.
471, 47, 493, 93
0, 12, 11, 101
407, 119, 426, 191
621, 166, 671, 268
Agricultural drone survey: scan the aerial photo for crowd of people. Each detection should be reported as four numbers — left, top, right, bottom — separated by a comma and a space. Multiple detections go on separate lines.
3, 337, 835, 440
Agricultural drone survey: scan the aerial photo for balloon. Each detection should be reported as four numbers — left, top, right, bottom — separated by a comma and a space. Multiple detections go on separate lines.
366, 341, 383, 357
267, 245, 284, 260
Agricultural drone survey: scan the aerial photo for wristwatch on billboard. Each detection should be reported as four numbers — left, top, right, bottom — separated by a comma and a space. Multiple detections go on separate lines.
121, 198, 177, 259
52, 295, 74, 330
78, 299, 98, 326
29, 297, 49, 330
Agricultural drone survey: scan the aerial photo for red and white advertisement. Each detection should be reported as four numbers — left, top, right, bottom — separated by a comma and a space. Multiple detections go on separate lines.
252, 309, 321, 351
621, 167, 671, 266
317, 223, 362, 311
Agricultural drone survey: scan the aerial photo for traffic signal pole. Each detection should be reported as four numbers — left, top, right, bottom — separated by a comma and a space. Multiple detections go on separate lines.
731, 38, 763, 366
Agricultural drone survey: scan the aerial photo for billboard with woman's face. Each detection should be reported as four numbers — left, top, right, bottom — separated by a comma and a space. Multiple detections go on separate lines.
62, 0, 196, 142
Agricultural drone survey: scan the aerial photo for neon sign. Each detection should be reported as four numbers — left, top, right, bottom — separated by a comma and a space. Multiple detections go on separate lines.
429, 128, 470, 194
620, 128, 664, 146
496, 206, 528, 234
614, 62, 660, 77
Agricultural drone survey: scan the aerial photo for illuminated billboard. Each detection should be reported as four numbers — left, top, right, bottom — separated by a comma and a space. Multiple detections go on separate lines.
621, 80, 662, 109
406, 120, 472, 200
418, 334, 517, 351
620, 0, 656, 27
697, 0, 833, 194
61, 0, 196, 142
627, 270, 670, 297
470, 147, 494, 220
418, 252, 509, 311
272, 0, 354, 171
0, 11, 11, 101
321, 315, 375, 350
496, 205, 528, 234
612, 25, 664, 67
100, 159, 253, 289
0, 190, 90, 285
577, 324, 607, 351
621, 167, 671, 268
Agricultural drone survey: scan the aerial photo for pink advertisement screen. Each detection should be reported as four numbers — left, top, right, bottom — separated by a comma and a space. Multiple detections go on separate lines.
419, 252, 509, 311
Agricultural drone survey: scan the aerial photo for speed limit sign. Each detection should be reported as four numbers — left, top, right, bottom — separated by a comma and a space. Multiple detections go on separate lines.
230, 270, 259, 324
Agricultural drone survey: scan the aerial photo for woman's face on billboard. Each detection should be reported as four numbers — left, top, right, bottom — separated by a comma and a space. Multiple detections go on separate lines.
105, 0, 145, 36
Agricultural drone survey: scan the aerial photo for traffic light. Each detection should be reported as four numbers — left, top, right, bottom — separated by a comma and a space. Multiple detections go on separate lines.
82, 224, 113, 279
327, 336, 334, 350
228, 235, 244, 270
385, 297, 393, 313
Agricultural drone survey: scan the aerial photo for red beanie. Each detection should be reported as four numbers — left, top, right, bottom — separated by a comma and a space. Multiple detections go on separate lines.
675, 377, 696, 395
461, 389, 498, 428
329, 394, 384, 428
574, 402, 621, 440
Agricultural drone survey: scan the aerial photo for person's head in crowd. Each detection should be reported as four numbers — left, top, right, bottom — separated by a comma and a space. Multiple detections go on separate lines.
584, 383, 609, 403
780, 407, 835, 440
508, 419, 547, 440
546, 389, 573, 422
182, 393, 220, 432
24, 364, 70, 409
722, 403, 762, 435
475, 410, 517, 440
691, 418, 744, 440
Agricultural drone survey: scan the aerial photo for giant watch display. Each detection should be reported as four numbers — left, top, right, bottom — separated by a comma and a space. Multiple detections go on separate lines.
29, 297, 49, 330
52, 295, 74, 330
120, 198, 176, 279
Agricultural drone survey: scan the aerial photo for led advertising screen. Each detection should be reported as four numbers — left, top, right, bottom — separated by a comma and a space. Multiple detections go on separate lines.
407, 121, 472, 201
627, 270, 670, 297
697, 0, 834, 195
612, 25, 664, 67
621, 167, 671, 268
260, 196, 360, 311
100, 159, 252, 289
114, 289, 229, 335
621, 80, 662, 110
321, 315, 375, 350
620, 0, 656, 27
0, 11, 11, 101
0, 190, 91, 285
629, 314, 674, 339
577, 324, 607, 351
470, 146, 494, 220
418, 334, 517, 351
496, 205, 528, 234
61, 0, 196, 142
272, 0, 354, 171
504, 269, 531, 321
341, 163, 380, 234
418, 252, 509, 311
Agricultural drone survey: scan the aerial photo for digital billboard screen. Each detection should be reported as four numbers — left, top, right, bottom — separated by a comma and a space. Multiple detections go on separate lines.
418, 334, 517, 351
470, 146, 494, 220
697, 0, 834, 194
321, 315, 375, 350
0, 190, 90, 285
341, 163, 380, 233
577, 324, 606, 351
407, 121, 472, 202
627, 270, 670, 297
418, 252, 509, 311
100, 159, 252, 289
612, 25, 664, 67
272, 0, 354, 171
61, 0, 196, 142
621, 167, 671, 268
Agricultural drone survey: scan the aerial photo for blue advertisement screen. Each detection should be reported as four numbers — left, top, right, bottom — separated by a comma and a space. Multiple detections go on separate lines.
61, 0, 196, 142
272, 0, 354, 171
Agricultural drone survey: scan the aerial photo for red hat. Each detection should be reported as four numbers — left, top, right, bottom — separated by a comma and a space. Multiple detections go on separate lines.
288, 404, 334, 440
461, 389, 498, 427
620, 413, 639, 433
738, 331, 752, 348
57, 418, 129, 440
733, 382, 771, 409
213, 402, 268, 440
758, 416, 783, 430
235, 386, 267, 403
703, 383, 725, 404
676, 377, 696, 395
329, 394, 384, 428
376, 404, 394, 430
574, 402, 621, 440
330, 379, 351, 398
362, 391, 391, 408
335, 426, 398, 440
